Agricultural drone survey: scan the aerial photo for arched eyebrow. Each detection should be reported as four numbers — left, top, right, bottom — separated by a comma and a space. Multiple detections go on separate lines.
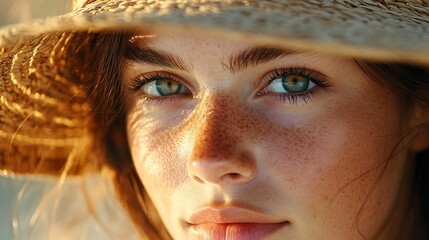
227, 47, 294, 73
124, 45, 294, 73
124, 45, 190, 72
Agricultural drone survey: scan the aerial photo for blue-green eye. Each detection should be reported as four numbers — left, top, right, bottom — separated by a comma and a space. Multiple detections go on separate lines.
266, 72, 316, 94
137, 75, 191, 97
259, 68, 331, 104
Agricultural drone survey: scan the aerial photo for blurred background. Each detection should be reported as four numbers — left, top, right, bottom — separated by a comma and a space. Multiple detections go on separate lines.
0, 0, 72, 26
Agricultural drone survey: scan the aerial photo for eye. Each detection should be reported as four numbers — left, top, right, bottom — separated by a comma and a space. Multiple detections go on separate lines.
143, 78, 190, 96
266, 74, 316, 94
258, 68, 331, 104
131, 72, 191, 98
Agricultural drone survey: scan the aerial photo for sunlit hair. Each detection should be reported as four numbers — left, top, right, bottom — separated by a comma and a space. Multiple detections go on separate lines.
76, 31, 172, 239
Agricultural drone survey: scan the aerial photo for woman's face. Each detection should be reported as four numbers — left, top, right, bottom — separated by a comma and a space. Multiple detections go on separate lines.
123, 30, 415, 240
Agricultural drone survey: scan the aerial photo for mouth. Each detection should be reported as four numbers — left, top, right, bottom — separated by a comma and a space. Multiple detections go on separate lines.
186, 205, 290, 240
189, 222, 289, 240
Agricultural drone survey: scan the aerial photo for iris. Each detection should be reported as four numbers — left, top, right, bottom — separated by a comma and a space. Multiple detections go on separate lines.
282, 75, 309, 93
156, 79, 182, 96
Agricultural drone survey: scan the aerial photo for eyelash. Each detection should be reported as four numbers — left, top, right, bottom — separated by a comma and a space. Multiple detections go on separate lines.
129, 68, 331, 104
258, 68, 331, 104
129, 72, 177, 91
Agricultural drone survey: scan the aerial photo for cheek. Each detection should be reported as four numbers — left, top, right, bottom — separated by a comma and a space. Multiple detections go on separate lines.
260, 92, 403, 237
260, 91, 398, 182
127, 108, 190, 204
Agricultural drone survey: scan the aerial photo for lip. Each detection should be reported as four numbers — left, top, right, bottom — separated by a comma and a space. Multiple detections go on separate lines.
187, 206, 289, 240
190, 223, 288, 240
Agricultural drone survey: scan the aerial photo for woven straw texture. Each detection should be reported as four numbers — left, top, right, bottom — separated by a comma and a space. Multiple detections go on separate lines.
0, 0, 428, 174
0, 32, 93, 174
1, 0, 429, 62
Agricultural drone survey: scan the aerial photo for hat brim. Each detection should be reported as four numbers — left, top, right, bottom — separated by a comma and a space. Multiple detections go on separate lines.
1, 0, 429, 65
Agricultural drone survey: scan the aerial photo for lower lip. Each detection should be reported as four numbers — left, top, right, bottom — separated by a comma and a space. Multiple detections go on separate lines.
189, 222, 288, 240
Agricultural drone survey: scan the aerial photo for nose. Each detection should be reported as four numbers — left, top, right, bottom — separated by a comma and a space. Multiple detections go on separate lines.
187, 96, 257, 186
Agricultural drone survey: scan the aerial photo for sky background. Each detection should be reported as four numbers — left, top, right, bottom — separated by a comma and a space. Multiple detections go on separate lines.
0, 0, 72, 26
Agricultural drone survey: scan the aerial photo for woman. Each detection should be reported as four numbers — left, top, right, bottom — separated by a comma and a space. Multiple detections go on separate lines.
1, 0, 429, 239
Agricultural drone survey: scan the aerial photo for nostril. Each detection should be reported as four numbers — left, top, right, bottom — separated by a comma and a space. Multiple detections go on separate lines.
193, 176, 204, 184
221, 172, 242, 181
228, 173, 241, 179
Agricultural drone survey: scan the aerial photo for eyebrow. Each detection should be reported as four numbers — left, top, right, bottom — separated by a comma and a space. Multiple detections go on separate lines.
124, 45, 190, 72
124, 45, 294, 73
227, 47, 293, 73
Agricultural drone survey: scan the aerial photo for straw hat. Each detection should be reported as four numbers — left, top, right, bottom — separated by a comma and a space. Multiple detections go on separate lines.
1, 0, 428, 174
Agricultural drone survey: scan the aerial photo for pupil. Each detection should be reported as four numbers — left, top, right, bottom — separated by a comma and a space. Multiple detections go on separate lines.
156, 79, 180, 96
282, 75, 309, 93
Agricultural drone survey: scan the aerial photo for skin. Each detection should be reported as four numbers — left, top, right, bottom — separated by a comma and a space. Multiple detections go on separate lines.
122, 29, 419, 240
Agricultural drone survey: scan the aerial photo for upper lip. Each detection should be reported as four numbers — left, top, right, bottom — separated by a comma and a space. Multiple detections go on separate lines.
187, 205, 287, 224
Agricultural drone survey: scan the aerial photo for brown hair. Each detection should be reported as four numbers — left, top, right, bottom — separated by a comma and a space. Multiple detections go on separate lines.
71, 31, 172, 239
62, 30, 429, 239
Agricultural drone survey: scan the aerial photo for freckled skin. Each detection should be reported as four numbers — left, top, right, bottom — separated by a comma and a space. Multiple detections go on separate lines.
124, 30, 416, 240
187, 95, 257, 184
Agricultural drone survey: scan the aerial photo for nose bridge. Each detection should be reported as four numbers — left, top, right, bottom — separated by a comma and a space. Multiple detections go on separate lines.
192, 96, 238, 159
187, 94, 256, 185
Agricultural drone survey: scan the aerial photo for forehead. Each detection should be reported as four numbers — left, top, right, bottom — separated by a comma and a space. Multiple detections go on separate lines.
130, 29, 256, 53
125, 29, 332, 74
